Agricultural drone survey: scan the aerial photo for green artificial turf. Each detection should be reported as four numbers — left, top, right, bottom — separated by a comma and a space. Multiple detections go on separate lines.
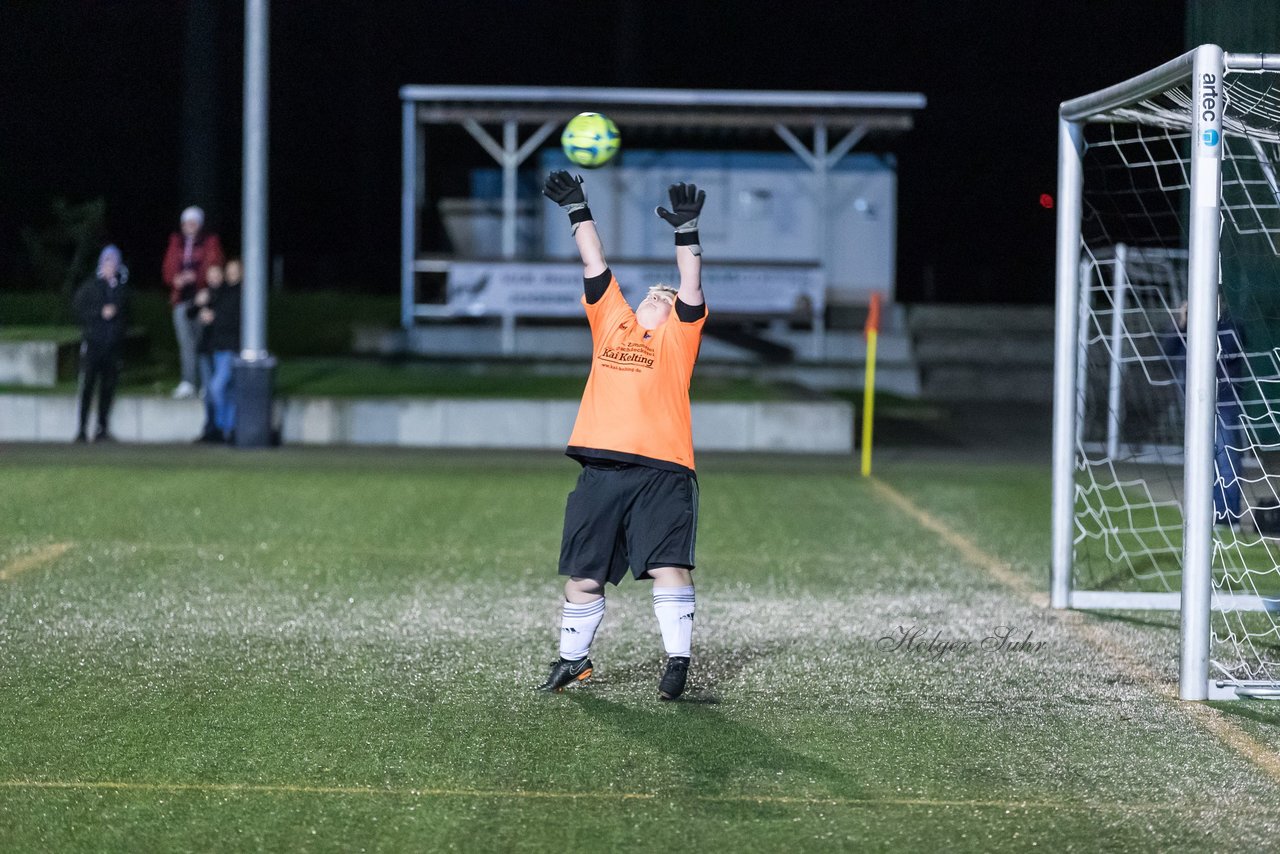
0, 325, 80, 343
271, 358, 808, 401
0, 357, 812, 401
2, 447, 1279, 852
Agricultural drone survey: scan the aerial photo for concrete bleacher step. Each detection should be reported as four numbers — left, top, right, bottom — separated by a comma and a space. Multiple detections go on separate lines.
913, 337, 1054, 366
907, 304, 1057, 334
919, 365, 1056, 402
0, 392, 855, 453
908, 304, 1057, 402
704, 327, 795, 363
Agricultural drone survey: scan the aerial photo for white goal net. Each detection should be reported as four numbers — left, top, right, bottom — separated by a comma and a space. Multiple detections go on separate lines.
1053, 46, 1280, 700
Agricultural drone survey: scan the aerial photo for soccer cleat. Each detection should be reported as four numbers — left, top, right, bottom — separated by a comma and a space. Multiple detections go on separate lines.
658, 656, 689, 701
536, 657, 593, 693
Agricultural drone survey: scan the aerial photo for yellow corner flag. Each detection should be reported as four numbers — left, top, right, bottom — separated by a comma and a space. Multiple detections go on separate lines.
861, 292, 882, 477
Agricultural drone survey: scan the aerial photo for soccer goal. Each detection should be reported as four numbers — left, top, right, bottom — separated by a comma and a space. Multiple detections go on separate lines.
1051, 45, 1280, 700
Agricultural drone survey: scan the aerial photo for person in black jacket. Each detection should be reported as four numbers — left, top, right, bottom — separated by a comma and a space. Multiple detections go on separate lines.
190, 264, 224, 442
193, 258, 242, 442
72, 245, 129, 442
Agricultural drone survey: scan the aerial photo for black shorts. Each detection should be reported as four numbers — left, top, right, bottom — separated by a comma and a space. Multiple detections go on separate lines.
558, 461, 699, 585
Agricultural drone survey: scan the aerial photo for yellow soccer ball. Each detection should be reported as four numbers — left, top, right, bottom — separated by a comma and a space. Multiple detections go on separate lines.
561, 112, 621, 168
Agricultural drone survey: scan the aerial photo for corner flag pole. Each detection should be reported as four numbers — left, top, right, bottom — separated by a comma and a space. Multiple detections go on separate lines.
861, 292, 881, 477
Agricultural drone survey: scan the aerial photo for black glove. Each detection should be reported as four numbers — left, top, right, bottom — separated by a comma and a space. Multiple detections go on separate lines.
543, 170, 586, 207
543, 170, 592, 233
656, 182, 705, 254
655, 183, 705, 232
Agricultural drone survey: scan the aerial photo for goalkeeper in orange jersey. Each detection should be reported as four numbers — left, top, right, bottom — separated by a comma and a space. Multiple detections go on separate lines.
536, 171, 706, 701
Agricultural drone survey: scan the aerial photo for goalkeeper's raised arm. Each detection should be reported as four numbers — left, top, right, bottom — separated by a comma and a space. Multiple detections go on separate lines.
543, 170, 606, 280
656, 182, 706, 315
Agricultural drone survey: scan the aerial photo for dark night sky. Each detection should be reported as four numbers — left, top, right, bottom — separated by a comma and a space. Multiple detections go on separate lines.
0, 1, 1184, 303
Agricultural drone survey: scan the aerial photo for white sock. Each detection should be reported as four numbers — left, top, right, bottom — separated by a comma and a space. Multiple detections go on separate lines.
652, 585, 695, 658
559, 597, 605, 661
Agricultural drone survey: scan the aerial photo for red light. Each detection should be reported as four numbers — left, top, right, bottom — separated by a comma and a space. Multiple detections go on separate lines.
1039, 193, 1054, 209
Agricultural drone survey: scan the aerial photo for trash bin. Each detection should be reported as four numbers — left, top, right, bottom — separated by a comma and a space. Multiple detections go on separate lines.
233, 355, 277, 448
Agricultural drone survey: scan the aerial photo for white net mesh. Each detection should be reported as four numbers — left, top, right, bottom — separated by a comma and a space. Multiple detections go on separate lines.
1072, 70, 1280, 689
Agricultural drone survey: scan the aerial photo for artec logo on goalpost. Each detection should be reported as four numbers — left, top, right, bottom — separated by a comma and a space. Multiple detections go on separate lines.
1199, 72, 1220, 146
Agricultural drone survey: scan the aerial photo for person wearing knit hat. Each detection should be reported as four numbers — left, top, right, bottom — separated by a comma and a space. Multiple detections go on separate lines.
162, 205, 224, 399
72, 244, 130, 442
98, 244, 121, 268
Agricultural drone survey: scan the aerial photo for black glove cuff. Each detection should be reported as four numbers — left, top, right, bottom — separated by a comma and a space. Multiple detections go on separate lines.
568, 207, 594, 225
675, 231, 700, 246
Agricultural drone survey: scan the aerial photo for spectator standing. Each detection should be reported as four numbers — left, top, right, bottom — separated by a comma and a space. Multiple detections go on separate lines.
72, 245, 129, 442
162, 205, 223, 399
190, 264, 223, 441
195, 259, 242, 442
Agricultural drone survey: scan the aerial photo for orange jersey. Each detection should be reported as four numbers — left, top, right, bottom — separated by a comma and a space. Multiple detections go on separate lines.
567, 273, 706, 474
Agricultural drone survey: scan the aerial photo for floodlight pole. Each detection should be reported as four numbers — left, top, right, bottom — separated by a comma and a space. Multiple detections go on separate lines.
234, 0, 276, 447
241, 0, 268, 356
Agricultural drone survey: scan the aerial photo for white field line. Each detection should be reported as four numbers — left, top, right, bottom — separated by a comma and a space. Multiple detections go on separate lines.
0, 778, 1206, 813
0, 542, 72, 582
61, 540, 475, 561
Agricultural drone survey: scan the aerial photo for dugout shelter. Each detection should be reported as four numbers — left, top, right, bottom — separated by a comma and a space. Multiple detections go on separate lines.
398, 85, 925, 361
